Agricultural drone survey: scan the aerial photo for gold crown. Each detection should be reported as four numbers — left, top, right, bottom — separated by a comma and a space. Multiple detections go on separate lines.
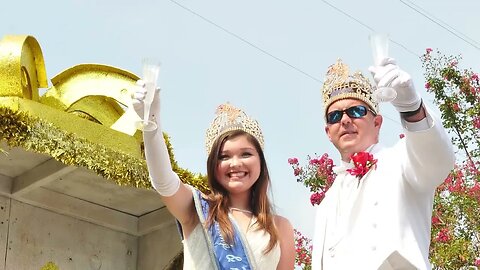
205, 103, 264, 154
321, 59, 378, 119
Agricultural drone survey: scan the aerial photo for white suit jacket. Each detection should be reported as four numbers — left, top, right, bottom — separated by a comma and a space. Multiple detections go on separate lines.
312, 111, 455, 270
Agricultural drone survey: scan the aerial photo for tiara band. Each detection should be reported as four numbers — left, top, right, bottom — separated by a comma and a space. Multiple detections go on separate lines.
205, 103, 264, 155
321, 59, 378, 120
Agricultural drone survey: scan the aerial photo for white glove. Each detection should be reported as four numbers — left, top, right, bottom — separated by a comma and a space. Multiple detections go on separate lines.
131, 80, 161, 124
369, 58, 422, 112
131, 80, 180, 197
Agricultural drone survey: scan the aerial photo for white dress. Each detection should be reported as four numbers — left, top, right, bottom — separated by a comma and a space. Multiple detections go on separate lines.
183, 216, 281, 270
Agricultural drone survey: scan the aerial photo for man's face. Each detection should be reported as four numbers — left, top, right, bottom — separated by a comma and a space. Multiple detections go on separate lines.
325, 99, 382, 161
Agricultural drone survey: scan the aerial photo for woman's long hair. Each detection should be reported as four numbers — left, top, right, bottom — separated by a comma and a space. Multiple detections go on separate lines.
206, 129, 278, 254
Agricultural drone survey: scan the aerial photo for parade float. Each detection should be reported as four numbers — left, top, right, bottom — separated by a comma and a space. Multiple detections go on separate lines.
0, 35, 205, 269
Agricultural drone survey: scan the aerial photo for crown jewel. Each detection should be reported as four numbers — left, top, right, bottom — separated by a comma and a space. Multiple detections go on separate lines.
205, 103, 264, 154
321, 59, 378, 119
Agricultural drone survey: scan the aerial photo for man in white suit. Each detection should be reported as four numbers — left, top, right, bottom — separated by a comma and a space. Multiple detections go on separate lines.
311, 58, 455, 269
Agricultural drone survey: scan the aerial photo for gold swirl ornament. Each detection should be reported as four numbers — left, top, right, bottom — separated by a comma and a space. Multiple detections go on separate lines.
0, 35, 48, 100
0, 34, 142, 137
40, 64, 141, 136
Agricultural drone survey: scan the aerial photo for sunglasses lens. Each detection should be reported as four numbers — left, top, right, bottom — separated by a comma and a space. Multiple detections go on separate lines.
327, 111, 342, 124
347, 105, 367, 118
327, 105, 370, 124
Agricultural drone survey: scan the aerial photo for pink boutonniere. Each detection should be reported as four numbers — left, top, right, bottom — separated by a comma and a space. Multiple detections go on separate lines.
346, 151, 377, 180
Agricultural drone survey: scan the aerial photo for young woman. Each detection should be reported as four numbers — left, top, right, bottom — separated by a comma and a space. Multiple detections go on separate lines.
132, 84, 295, 270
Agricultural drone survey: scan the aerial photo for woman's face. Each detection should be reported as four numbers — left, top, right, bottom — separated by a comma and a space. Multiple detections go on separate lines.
215, 134, 261, 195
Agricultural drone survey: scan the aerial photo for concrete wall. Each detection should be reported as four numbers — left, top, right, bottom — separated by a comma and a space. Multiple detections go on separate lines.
138, 223, 183, 269
0, 195, 182, 270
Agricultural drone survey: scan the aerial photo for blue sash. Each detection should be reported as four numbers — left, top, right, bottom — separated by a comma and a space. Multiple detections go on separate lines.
193, 189, 254, 270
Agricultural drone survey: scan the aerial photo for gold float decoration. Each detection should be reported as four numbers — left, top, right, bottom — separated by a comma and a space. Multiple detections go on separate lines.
40, 63, 142, 136
0, 34, 208, 192
0, 35, 47, 101
40, 262, 59, 270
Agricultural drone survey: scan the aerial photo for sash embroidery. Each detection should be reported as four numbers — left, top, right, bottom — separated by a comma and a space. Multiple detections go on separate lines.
195, 189, 253, 270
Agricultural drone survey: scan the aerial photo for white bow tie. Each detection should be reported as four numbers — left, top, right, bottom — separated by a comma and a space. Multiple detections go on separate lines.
332, 162, 354, 175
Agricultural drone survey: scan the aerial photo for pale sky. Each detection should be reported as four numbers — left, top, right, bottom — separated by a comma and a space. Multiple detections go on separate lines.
3, 0, 479, 239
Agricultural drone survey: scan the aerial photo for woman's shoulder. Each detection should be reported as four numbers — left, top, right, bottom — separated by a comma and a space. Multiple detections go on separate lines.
273, 215, 293, 232
185, 184, 210, 200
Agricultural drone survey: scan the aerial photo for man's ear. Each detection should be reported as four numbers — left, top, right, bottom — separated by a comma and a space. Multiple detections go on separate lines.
325, 125, 333, 142
374, 115, 383, 129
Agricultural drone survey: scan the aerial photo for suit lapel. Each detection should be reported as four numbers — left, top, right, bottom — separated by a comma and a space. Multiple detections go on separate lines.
313, 178, 342, 269
345, 144, 384, 231
346, 143, 382, 216
346, 168, 375, 225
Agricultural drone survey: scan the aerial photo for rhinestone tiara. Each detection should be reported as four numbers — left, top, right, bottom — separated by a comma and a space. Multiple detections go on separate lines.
205, 103, 264, 155
321, 59, 378, 119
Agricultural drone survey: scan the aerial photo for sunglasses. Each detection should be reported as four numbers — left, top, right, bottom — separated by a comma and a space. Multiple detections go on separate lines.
326, 105, 376, 124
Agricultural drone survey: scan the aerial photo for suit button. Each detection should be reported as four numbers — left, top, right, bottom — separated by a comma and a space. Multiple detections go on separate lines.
371, 246, 376, 251
372, 223, 377, 229
373, 201, 378, 206
328, 247, 335, 257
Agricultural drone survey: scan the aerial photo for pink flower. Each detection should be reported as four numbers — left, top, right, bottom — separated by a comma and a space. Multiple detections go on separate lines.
289, 153, 336, 207
310, 191, 325, 205
326, 175, 335, 186
426, 48, 433, 54
431, 215, 441, 226
474, 257, 480, 266
435, 228, 451, 243
469, 182, 480, 196
294, 167, 302, 176
425, 82, 431, 90
309, 158, 321, 165
473, 117, 480, 129
288, 157, 299, 165
399, 133, 405, 139
447, 170, 465, 193
347, 152, 377, 180
452, 103, 460, 112
293, 229, 313, 267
